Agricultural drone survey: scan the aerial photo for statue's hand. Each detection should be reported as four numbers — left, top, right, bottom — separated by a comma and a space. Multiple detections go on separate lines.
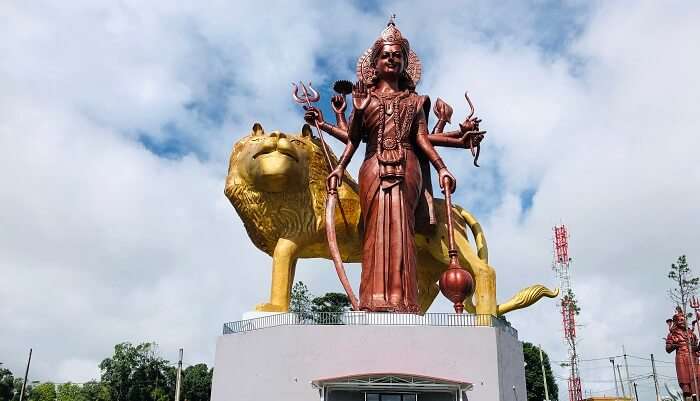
326, 166, 345, 192
438, 168, 457, 193
433, 98, 454, 123
331, 95, 347, 114
304, 106, 324, 125
460, 130, 486, 149
352, 81, 371, 111
460, 116, 482, 134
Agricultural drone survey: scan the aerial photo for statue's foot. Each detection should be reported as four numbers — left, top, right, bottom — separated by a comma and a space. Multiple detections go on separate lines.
255, 302, 287, 312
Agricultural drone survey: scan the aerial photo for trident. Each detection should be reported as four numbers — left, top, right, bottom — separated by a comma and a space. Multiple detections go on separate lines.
291, 81, 350, 233
291, 82, 328, 166
691, 296, 700, 333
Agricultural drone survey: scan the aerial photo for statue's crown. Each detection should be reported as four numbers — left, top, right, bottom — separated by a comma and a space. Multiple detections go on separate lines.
374, 16, 410, 54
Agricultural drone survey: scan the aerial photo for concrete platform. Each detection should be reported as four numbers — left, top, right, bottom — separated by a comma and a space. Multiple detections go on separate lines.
210, 312, 525, 401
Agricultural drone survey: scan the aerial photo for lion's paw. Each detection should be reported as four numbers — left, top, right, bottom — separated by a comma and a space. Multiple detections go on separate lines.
255, 302, 288, 312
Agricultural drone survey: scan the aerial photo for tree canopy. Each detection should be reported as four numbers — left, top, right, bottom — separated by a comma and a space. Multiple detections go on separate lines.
668, 255, 698, 314
290, 281, 314, 320
0, 343, 213, 401
0, 364, 14, 401
182, 364, 212, 401
27, 383, 55, 401
290, 281, 352, 324
523, 342, 558, 401
312, 292, 351, 314
99, 342, 175, 401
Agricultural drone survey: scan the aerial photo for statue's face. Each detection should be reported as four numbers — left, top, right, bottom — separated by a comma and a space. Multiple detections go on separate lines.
233, 130, 311, 193
375, 44, 405, 78
677, 315, 687, 328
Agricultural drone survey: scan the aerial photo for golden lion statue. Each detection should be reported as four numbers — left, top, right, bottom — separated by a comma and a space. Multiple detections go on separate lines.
225, 123, 558, 315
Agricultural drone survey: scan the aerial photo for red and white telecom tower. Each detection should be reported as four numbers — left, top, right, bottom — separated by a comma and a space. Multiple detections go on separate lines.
553, 225, 583, 401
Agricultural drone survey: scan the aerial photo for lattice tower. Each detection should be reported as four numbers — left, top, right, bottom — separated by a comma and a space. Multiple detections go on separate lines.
552, 225, 583, 401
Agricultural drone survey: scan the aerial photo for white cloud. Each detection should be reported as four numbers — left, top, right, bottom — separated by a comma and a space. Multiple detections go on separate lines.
1, 1, 699, 399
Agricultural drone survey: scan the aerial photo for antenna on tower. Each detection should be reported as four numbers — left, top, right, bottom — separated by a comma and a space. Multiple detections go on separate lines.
553, 225, 583, 401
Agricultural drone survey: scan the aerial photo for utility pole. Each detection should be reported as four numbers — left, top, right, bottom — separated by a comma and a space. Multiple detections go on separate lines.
623, 346, 634, 401
633, 382, 639, 401
617, 365, 627, 398
610, 358, 620, 399
651, 354, 660, 401
18, 348, 32, 401
539, 345, 551, 401
174, 348, 183, 401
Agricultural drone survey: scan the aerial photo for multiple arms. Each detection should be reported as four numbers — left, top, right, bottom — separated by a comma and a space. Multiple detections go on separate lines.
415, 107, 457, 192
331, 94, 348, 131
304, 106, 349, 143
325, 81, 371, 191
306, 94, 484, 150
303, 82, 484, 191
430, 96, 486, 149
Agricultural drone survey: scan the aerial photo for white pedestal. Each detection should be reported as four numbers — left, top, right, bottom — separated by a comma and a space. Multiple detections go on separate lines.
211, 313, 525, 401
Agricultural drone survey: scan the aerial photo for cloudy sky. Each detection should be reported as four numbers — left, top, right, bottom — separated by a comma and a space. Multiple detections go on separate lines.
1, 0, 699, 399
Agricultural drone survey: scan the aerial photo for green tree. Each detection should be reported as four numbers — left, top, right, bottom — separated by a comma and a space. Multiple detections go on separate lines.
668, 255, 698, 316
523, 342, 558, 401
561, 289, 581, 315
80, 380, 110, 401
182, 364, 212, 401
311, 292, 350, 324
12, 379, 33, 401
312, 293, 350, 314
56, 383, 84, 401
27, 382, 56, 401
0, 364, 15, 401
99, 342, 174, 401
290, 281, 313, 320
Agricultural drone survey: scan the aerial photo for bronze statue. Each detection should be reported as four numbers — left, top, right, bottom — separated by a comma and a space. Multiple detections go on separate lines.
304, 19, 484, 313
222, 17, 559, 316
224, 124, 557, 314
666, 305, 700, 399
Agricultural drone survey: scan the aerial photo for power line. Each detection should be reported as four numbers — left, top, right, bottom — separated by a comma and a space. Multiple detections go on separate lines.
566, 361, 673, 370
628, 355, 675, 364
552, 354, 676, 366
553, 355, 623, 364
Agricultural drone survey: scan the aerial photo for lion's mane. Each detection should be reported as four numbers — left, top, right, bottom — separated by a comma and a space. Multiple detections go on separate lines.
225, 133, 342, 255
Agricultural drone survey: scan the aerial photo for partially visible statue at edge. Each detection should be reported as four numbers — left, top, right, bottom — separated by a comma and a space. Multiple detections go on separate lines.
305, 19, 484, 313
666, 306, 700, 399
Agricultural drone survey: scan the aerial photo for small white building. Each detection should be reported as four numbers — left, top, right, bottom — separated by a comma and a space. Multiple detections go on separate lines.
210, 312, 525, 401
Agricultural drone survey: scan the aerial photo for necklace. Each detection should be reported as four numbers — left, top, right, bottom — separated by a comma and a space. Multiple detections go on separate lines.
376, 91, 403, 116
376, 91, 414, 154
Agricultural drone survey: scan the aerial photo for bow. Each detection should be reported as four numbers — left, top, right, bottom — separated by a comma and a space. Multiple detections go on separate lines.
325, 177, 360, 310
463, 92, 482, 167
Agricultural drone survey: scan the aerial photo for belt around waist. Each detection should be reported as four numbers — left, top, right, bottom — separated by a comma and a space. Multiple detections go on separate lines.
365, 143, 412, 157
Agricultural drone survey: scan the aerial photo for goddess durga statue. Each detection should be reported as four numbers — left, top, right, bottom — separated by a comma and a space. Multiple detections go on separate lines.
304, 18, 485, 313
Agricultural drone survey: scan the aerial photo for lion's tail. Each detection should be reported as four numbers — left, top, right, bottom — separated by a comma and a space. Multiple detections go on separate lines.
456, 207, 559, 315
456, 207, 488, 263
497, 285, 559, 315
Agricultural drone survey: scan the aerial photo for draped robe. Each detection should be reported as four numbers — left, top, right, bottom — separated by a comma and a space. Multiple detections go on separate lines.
356, 90, 430, 313
667, 326, 700, 395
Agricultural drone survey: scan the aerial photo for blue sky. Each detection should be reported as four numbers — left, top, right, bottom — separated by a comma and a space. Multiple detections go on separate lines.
1, 2, 700, 400
132, 0, 589, 217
